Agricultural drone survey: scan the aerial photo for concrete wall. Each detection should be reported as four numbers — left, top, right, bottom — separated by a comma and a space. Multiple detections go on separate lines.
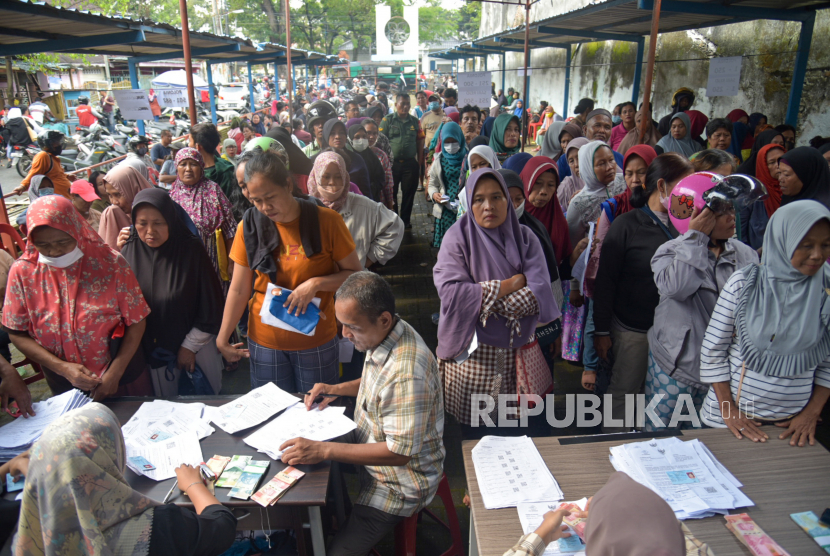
479, 0, 830, 144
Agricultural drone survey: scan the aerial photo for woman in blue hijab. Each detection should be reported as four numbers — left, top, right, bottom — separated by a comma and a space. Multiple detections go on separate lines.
428, 122, 467, 248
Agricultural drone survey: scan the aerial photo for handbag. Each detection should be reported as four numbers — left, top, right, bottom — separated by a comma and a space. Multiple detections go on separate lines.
515, 338, 553, 410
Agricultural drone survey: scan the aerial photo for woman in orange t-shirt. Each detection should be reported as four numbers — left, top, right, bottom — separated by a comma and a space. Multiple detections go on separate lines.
217, 150, 361, 392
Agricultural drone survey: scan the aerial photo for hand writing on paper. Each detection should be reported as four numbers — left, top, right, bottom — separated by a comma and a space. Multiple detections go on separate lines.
279, 437, 327, 466
304, 383, 337, 410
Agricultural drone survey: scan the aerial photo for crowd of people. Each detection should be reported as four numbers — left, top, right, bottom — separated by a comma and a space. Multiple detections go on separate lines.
1, 78, 829, 556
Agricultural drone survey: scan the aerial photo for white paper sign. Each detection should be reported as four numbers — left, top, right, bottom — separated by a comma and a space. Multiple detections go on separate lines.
517, 67, 533, 77
112, 89, 153, 120
706, 56, 742, 97
157, 88, 189, 108
457, 71, 492, 110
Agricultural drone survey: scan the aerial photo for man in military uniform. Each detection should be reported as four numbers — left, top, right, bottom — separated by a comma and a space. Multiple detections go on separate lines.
379, 94, 424, 229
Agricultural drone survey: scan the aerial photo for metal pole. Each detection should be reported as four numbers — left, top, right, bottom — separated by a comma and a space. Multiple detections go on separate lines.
284, 0, 294, 120
207, 62, 217, 124
638, 0, 661, 144
632, 37, 644, 104
247, 61, 255, 115
521, 0, 530, 150
563, 44, 571, 118
785, 12, 815, 127
501, 52, 506, 97
128, 59, 146, 136
179, 0, 198, 123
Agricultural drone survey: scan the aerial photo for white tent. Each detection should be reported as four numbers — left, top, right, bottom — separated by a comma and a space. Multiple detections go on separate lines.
151, 70, 208, 90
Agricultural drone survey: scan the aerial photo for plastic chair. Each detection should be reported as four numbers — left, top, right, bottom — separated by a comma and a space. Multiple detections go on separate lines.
0, 223, 26, 257
147, 167, 160, 187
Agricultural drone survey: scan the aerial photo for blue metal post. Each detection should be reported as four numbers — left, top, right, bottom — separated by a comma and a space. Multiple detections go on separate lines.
127, 59, 145, 135
305, 65, 309, 90
786, 12, 815, 127
563, 44, 571, 118
207, 63, 217, 124
247, 62, 255, 114
501, 52, 506, 93
632, 37, 644, 104
485, 54, 489, 72
292, 64, 297, 95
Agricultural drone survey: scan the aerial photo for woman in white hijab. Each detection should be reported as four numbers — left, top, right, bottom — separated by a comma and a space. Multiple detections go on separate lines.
654, 112, 701, 158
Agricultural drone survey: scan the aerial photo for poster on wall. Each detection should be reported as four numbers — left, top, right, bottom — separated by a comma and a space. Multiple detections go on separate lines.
157, 89, 189, 108
457, 71, 493, 110
706, 56, 742, 97
112, 89, 153, 120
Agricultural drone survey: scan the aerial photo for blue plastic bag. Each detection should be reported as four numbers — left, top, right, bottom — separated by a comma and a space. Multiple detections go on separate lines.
268, 288, 320, 335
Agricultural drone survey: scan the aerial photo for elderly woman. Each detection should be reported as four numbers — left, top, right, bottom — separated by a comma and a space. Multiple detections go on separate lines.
122, 189, 225, 397
428, 121, 467, 247
98, 164, 152, 250
169, 147, 237, 290
488, 113, 522, 163
700, 200, 830, 447
654, 113, 702, 158
307, 151, 403, 269
347, 123, 387, 203
617, 108, 662, 156
3, 196, 150, 400
218, 150, 362, 392
434, 168, 559, 438
10, 403, 237, 555
314, 119, 372, 199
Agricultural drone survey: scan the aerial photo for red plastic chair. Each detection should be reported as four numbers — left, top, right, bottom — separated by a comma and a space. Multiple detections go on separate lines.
0, 223, 26, 257
147, 167, 160, 187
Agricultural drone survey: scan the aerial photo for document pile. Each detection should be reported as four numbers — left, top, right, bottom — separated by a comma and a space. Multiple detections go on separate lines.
244, 404, 357, 459
209, 382, 300, 434
252, 466, 305, 507
726, 513, 791, 556
0, 389, 91, 459
471, 436, 563, 509
609, 437, 753, 520
517, 499, 588, 555
121, 400, 215, 481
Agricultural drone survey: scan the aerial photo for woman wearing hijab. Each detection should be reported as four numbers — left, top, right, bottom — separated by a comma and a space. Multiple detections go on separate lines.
654, 113, 702, 158
502, 152, 533, 175
228, 117, 244, 151
735, 129, 784, 176
540, 120, 567, 160
748, 112, 767, 135
361, 119, 395, 209
489, 113, 522, 163
686, 109, 709, 149
699, 200, 830, 447
778, 146, 830, 210
554, 122, 585, 180
592, 154, 693, 430
617, 108, 662, 156
657, 87, 696, 136
609, 101, 636, 151
308, 151, 403, 269
557, 137, 589, 215
12, 403, 237, 556
169, 148, 237, 291
98, 164, 153, 251
347, 123, 386, 203
737, 143, 786, 249
122, 189, 225, 397
3, 196, 150, 400
314, 119, 373, 199
456, 144, 502, 218
428, 122, 467, 248
512, 99, 524, 119
726, 108, 754, 155
218, 151, 362, 392
434, 168, 559, 437
250, 112, 267, 135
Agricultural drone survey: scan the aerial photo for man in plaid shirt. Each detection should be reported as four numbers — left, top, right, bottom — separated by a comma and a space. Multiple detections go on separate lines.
280, 271, 445, 556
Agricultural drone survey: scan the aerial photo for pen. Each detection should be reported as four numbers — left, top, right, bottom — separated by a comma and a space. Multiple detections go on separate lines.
162, 479, 179, 504
304, 392, 339, 398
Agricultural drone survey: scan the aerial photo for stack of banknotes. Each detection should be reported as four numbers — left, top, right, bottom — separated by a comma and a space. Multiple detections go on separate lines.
252, 467, 306, 507
725, 514, 790, 556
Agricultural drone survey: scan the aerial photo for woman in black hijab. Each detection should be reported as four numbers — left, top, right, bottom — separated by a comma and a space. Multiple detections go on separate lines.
736, 129, 784, 176
313, 119, 372, 199
348, 123, 385, 202
266, 126, 313, 175
122, 189, 225, 397
779, 146, 830, 210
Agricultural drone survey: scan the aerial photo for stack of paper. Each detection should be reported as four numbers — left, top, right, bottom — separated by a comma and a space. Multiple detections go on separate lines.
210, 382, 300, 434
0, 389, 92, 460
122, 400, 215, 448
244, 404, 357, 459
517, 499, 588, 555
790, 511, 830, 553
471, 436, 563, 509
228, 460, 270, 499
726, 513, 791, 555
609, 437, 753, 520
252, 466, 305, 506
124, 431, 203, 481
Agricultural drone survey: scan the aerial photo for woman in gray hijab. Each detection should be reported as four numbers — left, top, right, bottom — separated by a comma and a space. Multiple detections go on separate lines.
539, 121, 567, 161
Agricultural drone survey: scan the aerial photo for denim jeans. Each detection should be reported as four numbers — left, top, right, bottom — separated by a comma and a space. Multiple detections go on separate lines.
583, 298, 598, 372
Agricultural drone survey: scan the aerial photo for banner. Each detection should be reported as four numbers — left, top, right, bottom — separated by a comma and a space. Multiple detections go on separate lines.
112, 89, 153, 120
157, 88, 189, 108
457, 71, 492, 110
706, 56, 742, 97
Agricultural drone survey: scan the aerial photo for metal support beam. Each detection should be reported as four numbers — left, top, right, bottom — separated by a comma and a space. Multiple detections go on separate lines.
247, 61, 255, 115
128, 44, 240, 64
206, 63, 217, 124
563, 44, 571, 118
786, 12, 815, 126
501, 52, 506, 95
637, 0, 818, 21
536, 25, 641, 43
0, 27, 73, 40
494, 37, 570, 49
292, 64, 296, 95
0, 30, 145, 57
127, 59, 145, 136
208, 51, 284, 65
632, 36, 644, 103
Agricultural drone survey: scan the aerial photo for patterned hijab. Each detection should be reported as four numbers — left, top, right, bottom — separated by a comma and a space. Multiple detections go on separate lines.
520, 156, 572, 264
15, 403, 157, 556
307, 151, 351, 212
170, 147, 235, 235
98, 165, 152, 250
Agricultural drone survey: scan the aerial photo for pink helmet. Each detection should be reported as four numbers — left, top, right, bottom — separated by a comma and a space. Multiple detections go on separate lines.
667, 172, 722, 235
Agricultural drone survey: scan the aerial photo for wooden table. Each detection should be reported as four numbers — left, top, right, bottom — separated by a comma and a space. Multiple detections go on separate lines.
107, 396, 332, 556
463, 428, 830, 556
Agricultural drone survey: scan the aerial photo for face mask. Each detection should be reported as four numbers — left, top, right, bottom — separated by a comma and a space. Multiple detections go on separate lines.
137, 147, 148, 156
658, 185, 671, 210
38, 246, 84, 268
51, 146, 63, 156
428, 101, 440, 111
444, 143, 460, 155
612, 116, 622, 125
352, 138, 369, 152
514, 200, 525, 219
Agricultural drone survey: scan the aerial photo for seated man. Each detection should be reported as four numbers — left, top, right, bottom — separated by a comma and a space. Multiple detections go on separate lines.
281, 271, 445, 556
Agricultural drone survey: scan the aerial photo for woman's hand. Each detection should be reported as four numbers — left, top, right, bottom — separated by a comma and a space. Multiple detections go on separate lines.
92, 370, 120, 402
594, 336, 612, 362
688, 206, 716, 235
432, 192, 444, 204
59, 361, 101, 391
569, 287, 584, 308
0, 365, 35, 417
217, 341, 249, 363
499, 274, 526, 298
116, 227, 131, 250
11, 184, 28, 197
177, 346, 196, 373
581, 370, 596, 391
533, 509, 571, 546
569, 237, 590, 267
284, 279, 319, 316
775, 409, 821, 447
175, 463, 203, 492
0, 450, 30, 483
722, 403, 768, 442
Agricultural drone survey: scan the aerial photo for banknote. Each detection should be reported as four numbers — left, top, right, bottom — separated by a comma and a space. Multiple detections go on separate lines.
725, 514, 791, 556
206, 455, 231, 478
214, 455, 252, 488
790, 512, 830, 554
228, 461, 270, 500
559, 502, 588, 542
252, 466, 306, 507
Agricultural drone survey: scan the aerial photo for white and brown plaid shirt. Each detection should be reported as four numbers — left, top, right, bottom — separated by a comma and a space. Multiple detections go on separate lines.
354, 318, 446, 516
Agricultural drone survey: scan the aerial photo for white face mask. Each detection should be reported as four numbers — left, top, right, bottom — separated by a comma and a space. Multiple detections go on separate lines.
514, 200, 525, 219
38, 246, 84, 268
444, 142, 460, 155
658, 183, 670, 210
352, 138, 369, 152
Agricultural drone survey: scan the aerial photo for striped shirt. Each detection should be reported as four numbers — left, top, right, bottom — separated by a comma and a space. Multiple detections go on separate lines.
355, 318, 446, 516
699, 269, 830, 427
